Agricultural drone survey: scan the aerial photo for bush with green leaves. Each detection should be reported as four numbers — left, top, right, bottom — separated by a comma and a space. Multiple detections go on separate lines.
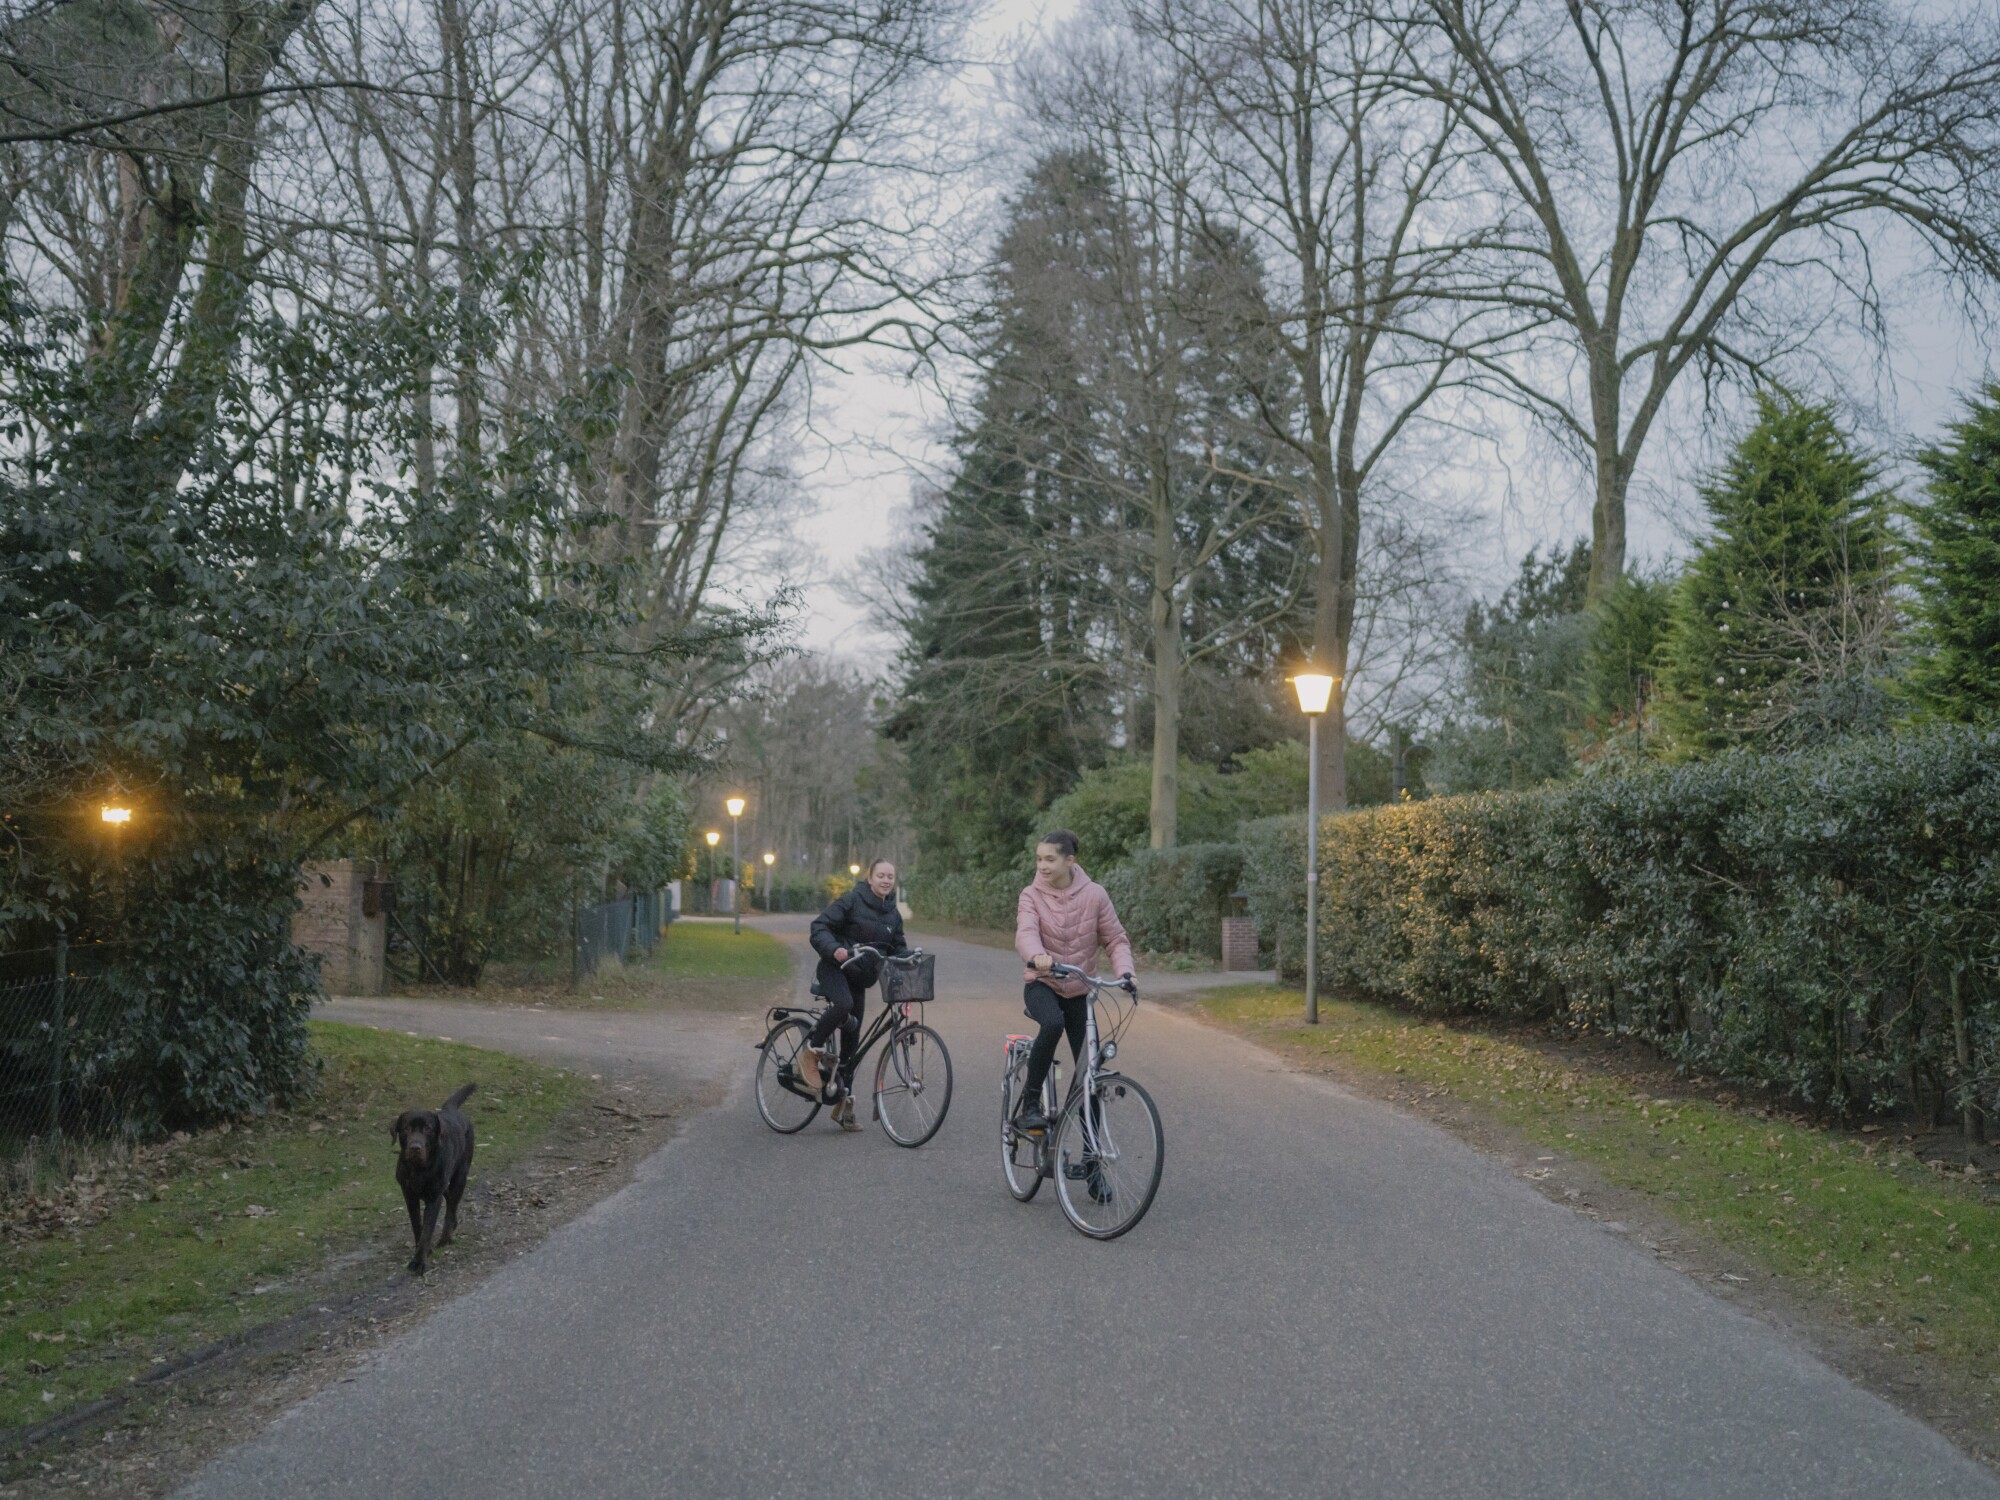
0, 279, 719, 1126
1262, 728, 2000, 1127
903, 868, 1023, 930
1100, 843, 1246, 958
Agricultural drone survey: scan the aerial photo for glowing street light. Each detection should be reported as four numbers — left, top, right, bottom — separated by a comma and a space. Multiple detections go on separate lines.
725, 797, 746, 934
849, 862, 861, 880
100, 806, 133, 825
762, 851, 776, 912
1290, 664, 1340, 1025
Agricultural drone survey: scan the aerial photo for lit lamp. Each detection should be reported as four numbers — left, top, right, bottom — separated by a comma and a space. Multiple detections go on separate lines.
762, 851, 776, 913
100, 805, 133, 825
704, 830, 721, 908
1290, 665, 1338, 1025
849, 862, 861, 879
725, 796, 746, 934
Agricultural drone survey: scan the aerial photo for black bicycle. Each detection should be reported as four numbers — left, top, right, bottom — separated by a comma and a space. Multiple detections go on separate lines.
754, 946, 953, 1146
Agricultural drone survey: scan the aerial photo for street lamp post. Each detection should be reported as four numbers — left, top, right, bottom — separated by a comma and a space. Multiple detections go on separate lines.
726, 797, 746, 934
762, 851, 776, 912
1290, 666, 1337, 1025
704, 830, 720, 913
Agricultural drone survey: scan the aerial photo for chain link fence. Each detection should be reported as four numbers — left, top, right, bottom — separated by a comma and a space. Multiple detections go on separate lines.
1, 943, 143, 1197
574, 889, 670, 980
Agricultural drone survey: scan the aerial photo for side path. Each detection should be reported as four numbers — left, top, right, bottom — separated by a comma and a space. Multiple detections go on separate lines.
182, 919, 1997, 1499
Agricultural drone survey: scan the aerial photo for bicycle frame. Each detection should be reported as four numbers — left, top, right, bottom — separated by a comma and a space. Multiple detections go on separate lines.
767, 945, 925, 1102
1015, 966, 1132, 1165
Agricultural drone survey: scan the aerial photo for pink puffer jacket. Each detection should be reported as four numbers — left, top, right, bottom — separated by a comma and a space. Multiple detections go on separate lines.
1015, 864, 1136, 998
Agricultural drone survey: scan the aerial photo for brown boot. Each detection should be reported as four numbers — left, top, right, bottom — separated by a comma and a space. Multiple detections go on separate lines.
836, 1096, 863, 1132
796, 1044, 822, 1092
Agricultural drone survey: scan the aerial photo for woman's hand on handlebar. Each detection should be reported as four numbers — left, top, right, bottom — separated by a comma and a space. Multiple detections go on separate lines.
1032, 952, 1054, 973
833, 947, 850, 963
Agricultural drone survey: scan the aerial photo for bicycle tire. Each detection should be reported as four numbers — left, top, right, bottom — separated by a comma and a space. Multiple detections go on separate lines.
1053, 1074, 1162, 1240
1000, 1044, 1043, 1201
874, 1023, 953, 1147
755, 1017, 822, 1134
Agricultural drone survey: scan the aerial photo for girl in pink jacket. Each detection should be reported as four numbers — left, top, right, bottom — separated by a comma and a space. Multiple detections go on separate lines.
1011, 829, 1136, 1134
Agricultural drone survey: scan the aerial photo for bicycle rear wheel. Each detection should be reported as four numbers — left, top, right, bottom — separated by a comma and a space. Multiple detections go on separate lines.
874, 1022, 952, 1147
755, 1018, 822, 1134
1053, 1074, 1162, 1240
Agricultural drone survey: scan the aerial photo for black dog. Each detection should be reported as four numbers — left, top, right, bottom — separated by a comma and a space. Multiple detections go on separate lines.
391, 1083, 475, 1273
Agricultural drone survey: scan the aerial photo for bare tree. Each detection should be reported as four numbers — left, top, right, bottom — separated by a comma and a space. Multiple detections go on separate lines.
1394, 0, 2000, 602
1141, 0, 1488, 805
1019, 30, 1310, 846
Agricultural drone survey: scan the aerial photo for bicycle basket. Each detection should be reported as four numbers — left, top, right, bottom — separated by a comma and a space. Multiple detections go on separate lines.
879, 952, 936, 1004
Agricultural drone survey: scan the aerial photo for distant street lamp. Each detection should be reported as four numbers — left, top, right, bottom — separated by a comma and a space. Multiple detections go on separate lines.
762, 851, 776, 912
725, 797, 746, 934
849, 862, 861, 880
1290, 665, 1337, 1025
704, 830, 721, 910
99, 805, 133, 825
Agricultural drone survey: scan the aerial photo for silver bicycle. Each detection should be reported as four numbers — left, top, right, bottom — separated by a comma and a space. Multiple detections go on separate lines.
1000, 964, 1163, 1239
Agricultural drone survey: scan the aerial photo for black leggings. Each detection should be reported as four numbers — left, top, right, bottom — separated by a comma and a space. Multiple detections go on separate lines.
808, 959, 874, 1082
1021, 980, 1087, 1106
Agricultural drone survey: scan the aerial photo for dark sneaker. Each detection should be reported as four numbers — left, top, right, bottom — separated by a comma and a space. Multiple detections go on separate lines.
1013, 1107, 1049, 1135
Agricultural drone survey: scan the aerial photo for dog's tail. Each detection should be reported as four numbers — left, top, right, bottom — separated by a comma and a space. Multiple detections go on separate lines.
442, 1082, 476, 1111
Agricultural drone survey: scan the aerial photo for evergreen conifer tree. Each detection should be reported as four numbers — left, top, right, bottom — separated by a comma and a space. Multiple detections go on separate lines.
1904, 384, 2000, 724
1657, 393, 1896, 755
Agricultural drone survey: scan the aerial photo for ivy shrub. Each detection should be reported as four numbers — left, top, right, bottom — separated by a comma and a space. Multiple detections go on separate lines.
1267, 728, 2000, 1123
1101, 843, 1245, 958
904, 869, 1022, 931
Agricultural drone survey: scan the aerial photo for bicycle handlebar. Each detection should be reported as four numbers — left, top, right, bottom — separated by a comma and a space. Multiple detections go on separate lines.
838, 943, 924, 969
1045, 962, 1139, 999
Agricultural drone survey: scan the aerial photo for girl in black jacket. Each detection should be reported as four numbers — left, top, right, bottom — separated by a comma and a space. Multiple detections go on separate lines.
804, 859, 909, 1128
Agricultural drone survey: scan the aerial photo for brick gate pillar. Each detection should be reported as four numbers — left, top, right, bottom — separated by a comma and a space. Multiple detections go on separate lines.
294, 860, 388, 995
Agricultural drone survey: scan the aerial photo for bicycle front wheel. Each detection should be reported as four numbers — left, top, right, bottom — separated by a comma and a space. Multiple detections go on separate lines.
1053, 1074, 1162, 1240
1001, 1043, 1042, 1202
874, 1023, 953, 1147
755, 1018, 822, 1134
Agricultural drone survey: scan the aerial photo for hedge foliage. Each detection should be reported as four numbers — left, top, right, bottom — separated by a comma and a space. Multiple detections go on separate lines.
1266, 728, 2000, 1121
1100, 843, 1245, 958
904, 868, 1022, 931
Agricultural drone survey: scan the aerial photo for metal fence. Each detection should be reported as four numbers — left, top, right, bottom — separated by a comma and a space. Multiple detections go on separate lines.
574, 889, 670, 980
1, 943, 143, 1192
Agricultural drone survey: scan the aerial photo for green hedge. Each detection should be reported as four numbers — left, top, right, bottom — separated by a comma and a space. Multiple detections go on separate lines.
1101, 843, 1247, 958
1282, 728, 2000, 1122
904, 869, 1022, 931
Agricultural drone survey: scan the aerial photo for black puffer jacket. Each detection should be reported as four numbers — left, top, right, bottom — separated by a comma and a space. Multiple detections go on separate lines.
810, 882, 908, 987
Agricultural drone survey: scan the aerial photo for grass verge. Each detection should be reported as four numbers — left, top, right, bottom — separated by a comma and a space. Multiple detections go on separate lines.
0, 1022, 583, 1432
406, 919, 791, 1010
647, 919, 789, 979
1194, 984, 2000, 1384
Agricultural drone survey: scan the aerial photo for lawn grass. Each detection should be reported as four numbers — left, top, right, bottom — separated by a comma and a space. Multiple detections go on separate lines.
647, 919, 789, 979
1196, 984, 2000, 1378
0, 1022, 582, 1432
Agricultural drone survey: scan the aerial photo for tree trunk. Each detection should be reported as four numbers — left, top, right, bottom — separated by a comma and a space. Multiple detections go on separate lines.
1587, 359, 1629, 603
1149, 477, 1181, 849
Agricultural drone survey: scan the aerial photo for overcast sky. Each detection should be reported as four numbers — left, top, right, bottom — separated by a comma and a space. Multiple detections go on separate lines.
778, 2, 1998, 667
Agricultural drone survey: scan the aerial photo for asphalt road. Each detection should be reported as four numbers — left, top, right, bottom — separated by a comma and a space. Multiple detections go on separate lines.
181, 919, 1997, 1499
